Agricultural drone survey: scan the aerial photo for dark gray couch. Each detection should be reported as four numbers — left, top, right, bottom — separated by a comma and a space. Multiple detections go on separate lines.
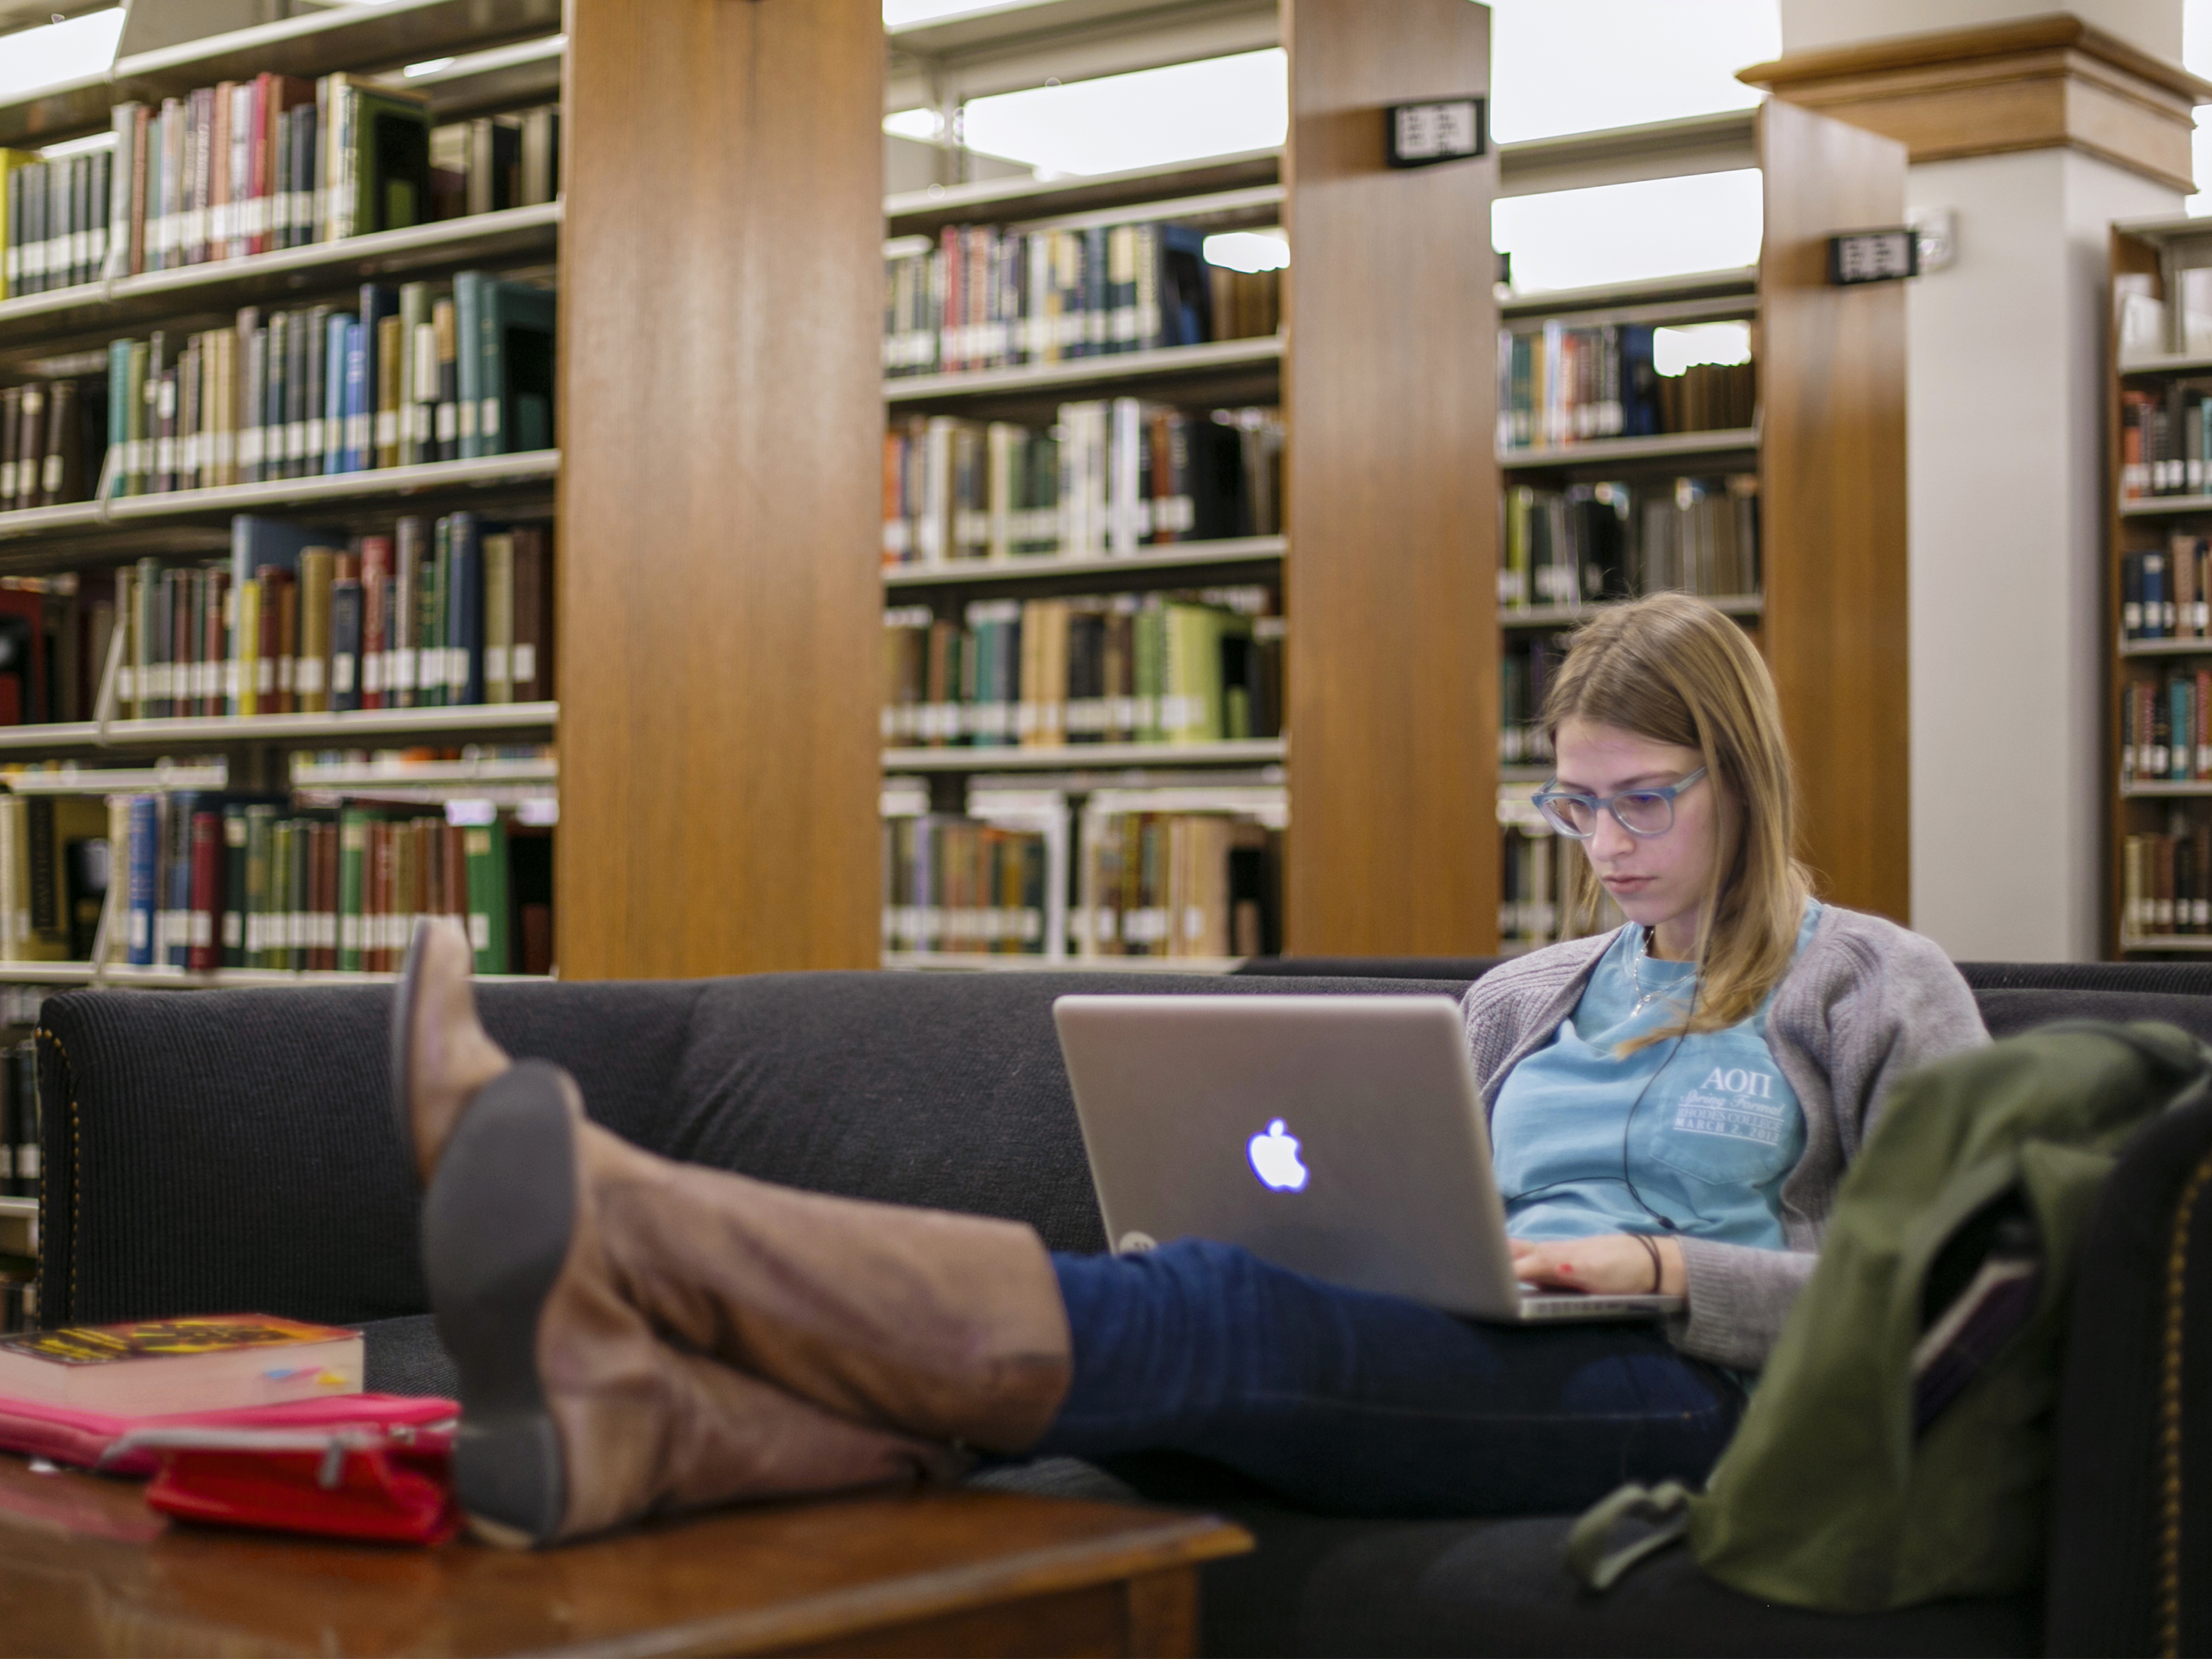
31, 965, 2212, 1656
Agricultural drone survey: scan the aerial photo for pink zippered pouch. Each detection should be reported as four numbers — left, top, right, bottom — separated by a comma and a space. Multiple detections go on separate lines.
0, 1392, 456, 1476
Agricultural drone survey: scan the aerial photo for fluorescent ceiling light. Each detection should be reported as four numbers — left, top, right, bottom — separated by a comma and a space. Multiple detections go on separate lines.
960, 49, 1285, 178
0, 6, 122, 101
1494, 169, 1763, 294
1490, 0, 1777, 143
1204, 230, 1287, 273
403, 56, 455, 77
883, 0, 1035, 25
883, 108, 945, 142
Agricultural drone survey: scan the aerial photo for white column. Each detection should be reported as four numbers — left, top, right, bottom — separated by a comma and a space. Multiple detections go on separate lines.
1777, 1, 2186, 959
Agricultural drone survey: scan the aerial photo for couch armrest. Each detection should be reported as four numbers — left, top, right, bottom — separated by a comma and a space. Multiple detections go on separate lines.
2047, 1086, 2212, 1654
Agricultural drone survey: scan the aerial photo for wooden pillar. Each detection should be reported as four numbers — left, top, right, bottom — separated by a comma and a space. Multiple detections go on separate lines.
1756, 101, 1912, 922
555, 0, 885, 978
1282, 0, 1498, 955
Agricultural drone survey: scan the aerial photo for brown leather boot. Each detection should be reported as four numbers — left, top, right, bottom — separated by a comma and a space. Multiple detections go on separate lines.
576, 1137, 1074, 1456
426, 1061, 965, 1547
392, 916, 511, 1185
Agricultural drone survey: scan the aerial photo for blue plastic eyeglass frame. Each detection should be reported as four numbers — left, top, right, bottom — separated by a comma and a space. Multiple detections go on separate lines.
1531, 767, 1707, 839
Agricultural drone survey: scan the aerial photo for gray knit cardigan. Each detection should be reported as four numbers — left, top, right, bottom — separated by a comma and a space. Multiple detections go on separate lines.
1460, 903, 1989, 1370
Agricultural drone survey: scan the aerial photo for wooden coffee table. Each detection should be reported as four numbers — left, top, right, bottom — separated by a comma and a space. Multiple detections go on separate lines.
0, 1452, 1251, 1656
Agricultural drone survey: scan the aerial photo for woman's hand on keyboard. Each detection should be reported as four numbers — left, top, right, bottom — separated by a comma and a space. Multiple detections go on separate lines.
1510, 1233, 1685, 1296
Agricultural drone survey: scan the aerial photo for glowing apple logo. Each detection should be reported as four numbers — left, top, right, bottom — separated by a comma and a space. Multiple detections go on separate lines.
1248, 1119, 1309, 1192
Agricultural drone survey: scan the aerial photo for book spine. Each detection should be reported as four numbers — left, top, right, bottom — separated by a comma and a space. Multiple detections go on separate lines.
338, 808, 367, 971
449, 510, 482, 704
465, 816, 507, 972
483, 531, 514, 703
124, 796, 157, 965
187, 810, 221, 971
454, 270, 482, 459
343, 320, 366, 473
297, 547, 333, 712
329, 575, 362, 712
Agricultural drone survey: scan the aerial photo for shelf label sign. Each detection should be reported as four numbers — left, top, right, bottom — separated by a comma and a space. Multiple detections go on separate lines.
1828, 228, 1918, 285
1386, 98, 1486, 168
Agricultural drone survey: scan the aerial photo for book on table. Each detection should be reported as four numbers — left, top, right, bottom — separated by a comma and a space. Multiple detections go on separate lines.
0, 1316, 362, 1415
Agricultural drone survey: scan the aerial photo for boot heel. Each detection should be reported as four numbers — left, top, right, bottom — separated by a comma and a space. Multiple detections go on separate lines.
422, 1061, 578, 1545
453, 1415, 566, 1547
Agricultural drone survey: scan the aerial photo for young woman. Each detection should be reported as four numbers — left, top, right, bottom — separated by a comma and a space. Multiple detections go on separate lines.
397, 592, 1987, 1546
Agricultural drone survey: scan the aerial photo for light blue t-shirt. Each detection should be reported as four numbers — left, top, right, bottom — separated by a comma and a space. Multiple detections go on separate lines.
1490, 902, 1823, 1247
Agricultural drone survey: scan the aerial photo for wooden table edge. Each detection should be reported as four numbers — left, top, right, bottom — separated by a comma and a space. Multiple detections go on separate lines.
534, 1510, 1254, 1659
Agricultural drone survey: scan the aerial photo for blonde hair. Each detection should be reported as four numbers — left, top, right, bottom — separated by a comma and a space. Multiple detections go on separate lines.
1541, 591, 1812, 1045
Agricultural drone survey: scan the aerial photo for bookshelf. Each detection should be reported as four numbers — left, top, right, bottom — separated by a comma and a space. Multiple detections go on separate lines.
1495, 102, 1910, 945
2102, 214, 2212, 955
856, 0, 1495, 971
0, 1, 568, 994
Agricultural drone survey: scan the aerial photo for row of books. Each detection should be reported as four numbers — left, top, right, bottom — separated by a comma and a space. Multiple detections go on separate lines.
1499, 475, 1762, 610
882, 219, 1277, 377
1501, 637, 1560, 767
103, 276, 551, 500
1497, 323, 1757, 451
2118, 383, 2212, 501
882, 815, 1048, 955
0, 145, 110, 295
1075, 810, 1278, 959
0, 1281, 34, 1337
2121, 820, 2212, 935
2121, 539, 2212, 640
883, 402, 1283, 565
114, 514, 555, 721
2120, 672, 2212, 783
117, 793, 547, 974
882, 591, 1283, 748
0, 70, 558, 298
0, 1039, 32, 1212
0, 796, 105, 962
1502, 819, 1621, 951
0, 381, 100, 513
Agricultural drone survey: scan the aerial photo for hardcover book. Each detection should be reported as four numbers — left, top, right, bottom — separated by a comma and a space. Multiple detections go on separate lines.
0, 1316, 362, 1415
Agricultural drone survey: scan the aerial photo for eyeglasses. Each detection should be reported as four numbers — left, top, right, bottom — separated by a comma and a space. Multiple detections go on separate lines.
1532, 767, 1707, 839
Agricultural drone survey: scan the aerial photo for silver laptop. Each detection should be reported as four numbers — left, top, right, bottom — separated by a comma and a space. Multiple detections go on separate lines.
1052, 994, 1684, 1322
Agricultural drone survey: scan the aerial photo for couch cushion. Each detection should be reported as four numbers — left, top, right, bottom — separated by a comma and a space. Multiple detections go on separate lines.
1974, 985, 2212, 1044
1198, 1501, 2038, 1657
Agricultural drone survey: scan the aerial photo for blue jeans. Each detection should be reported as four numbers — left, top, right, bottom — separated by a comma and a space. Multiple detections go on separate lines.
1032, 1239, 1745, 1517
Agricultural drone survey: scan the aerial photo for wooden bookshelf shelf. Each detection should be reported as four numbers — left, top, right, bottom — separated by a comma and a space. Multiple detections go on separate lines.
5, 763, 227, 794
291, 756, 558, 786
0, 453, 561, 557
0, 0, 563, 148
2117, 935, 2212, 952
2121, 495, 2212, 518
0, 962, 547, 987
2122, 781, 2212, 797
1497, 429, 1760, 469
1502, 593, 1762, 630
883, 538, 1285, 594
884, 739, 1286, 773
886, 151, 1283, 239
2120, 353, 2212, 376
2120, 636, 2212, 656
1498, 267, 1759, 323
884, 337, 1283, 407
0, 203, 562, 362
0, 701, 556, 759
